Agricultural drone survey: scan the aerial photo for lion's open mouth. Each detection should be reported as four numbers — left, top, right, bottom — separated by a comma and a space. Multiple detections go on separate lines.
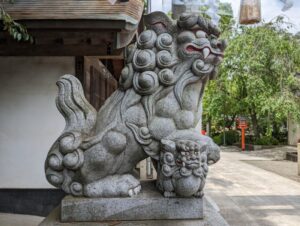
185, 44, 224, 58
185, 160, 200, 169
186, 45, 205, 52
176, 159, 200, 169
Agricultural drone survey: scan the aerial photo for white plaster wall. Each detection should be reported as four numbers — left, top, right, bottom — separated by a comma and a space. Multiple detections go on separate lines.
0, 57, 74, 188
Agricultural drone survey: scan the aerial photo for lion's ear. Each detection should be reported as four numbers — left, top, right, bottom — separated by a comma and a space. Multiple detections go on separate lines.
144, 11, 177, 35
161, 139, 176, 153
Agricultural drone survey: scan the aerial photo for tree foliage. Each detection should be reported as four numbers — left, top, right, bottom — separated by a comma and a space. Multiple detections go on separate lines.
203, 16, 300, 139
0, 1, 33, 42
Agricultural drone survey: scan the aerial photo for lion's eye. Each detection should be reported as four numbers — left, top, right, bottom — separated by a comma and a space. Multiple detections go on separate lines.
177, 31, 195, 44
195, 30, 207, 39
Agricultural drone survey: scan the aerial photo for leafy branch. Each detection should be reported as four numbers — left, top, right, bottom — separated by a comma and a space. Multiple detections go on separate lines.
0, 2, 33, 43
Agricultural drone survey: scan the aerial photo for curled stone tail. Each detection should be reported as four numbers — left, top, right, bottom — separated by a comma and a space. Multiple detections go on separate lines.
56, 74, 97, 134
45, 74, 97, 196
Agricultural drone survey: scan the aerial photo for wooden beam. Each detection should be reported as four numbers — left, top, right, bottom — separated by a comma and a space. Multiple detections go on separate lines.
19, 20, 126, 30
28, 30, 115, 45
0, 30, 125, 56
98, 51, 124, 60
0, 44, 110, 56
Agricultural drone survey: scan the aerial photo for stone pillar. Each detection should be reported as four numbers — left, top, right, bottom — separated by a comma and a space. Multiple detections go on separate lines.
298, 143, 300, 175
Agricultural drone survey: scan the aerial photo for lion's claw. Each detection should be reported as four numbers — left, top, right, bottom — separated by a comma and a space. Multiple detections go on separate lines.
128, 185, 141, 197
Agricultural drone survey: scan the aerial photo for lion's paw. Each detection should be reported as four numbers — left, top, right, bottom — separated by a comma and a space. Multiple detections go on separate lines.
163, 191, 176, 198
128, 184, 141, 197
194, 190, 204, 198
84, 174, 141, 197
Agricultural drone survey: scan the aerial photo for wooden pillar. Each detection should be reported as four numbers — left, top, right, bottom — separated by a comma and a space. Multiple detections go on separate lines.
82, 57, 118, 111
75, 56, 84, 85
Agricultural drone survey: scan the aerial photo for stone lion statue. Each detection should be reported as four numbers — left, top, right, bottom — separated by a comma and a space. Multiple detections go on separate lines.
44, 12, 226, 198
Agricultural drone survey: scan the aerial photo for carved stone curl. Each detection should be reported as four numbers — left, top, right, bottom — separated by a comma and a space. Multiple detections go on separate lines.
137, 30, 157, 49
156, 33, 173, 51
133, 49, 156, 72
44, 11, 225, 198
133, 71, 159, 95
119, 63, 134, 90
158, 69, 177, 86
156, 50, 175, 68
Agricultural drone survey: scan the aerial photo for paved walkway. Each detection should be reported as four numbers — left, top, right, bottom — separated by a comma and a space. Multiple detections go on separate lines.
242, 146, 297, 161
1, 147, 300, 226
205, 148, 300, 226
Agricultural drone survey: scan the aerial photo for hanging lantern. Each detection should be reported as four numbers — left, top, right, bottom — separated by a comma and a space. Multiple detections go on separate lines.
239, 0, 261, 25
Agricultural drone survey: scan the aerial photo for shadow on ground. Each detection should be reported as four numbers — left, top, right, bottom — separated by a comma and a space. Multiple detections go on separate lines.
243, 160, 300, 183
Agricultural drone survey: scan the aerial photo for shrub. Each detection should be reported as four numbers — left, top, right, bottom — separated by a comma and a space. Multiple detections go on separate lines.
212, 134, 223, 145
245, 135, 254, 144
254, 136, 279, 145
224, 130, 239, 145
212, 130, 239, 145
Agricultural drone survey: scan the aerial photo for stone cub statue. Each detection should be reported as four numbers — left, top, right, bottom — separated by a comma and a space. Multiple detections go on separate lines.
158, 134, 217, 198
44, 11, 225, 197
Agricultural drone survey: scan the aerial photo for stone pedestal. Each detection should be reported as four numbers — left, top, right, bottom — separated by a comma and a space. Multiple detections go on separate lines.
61, 181, 203, 222
39, 181, 229, 226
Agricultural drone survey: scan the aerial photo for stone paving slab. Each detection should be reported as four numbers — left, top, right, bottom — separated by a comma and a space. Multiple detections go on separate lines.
205, 149, 300, 226
0, 213, 43, 226
223, 145, 297, 161
243, 160, 300, 183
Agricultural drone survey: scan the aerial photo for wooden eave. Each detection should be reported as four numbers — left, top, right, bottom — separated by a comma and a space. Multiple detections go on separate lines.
17, 19, 127, 30
2, 0, 143, 24
0, 0, 144, 56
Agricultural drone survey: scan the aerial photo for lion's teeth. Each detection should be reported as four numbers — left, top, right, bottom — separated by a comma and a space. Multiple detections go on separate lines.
203, 47, 210, 59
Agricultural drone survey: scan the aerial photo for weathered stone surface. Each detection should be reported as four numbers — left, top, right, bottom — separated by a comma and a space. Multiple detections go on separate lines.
61, 181, 203, 222
44, 11, 225, 198
61, 196, 202, 221
39, 195, 229, 226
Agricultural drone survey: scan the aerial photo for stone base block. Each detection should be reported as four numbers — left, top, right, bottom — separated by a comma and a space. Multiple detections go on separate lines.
61, 181, 203, 222
39, 196, 229, 226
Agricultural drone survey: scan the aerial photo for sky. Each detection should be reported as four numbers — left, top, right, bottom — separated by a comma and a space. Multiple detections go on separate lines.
150, 0, 300, 33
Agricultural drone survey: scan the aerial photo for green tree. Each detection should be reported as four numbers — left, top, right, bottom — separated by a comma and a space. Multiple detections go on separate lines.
203, 17, 300, 139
